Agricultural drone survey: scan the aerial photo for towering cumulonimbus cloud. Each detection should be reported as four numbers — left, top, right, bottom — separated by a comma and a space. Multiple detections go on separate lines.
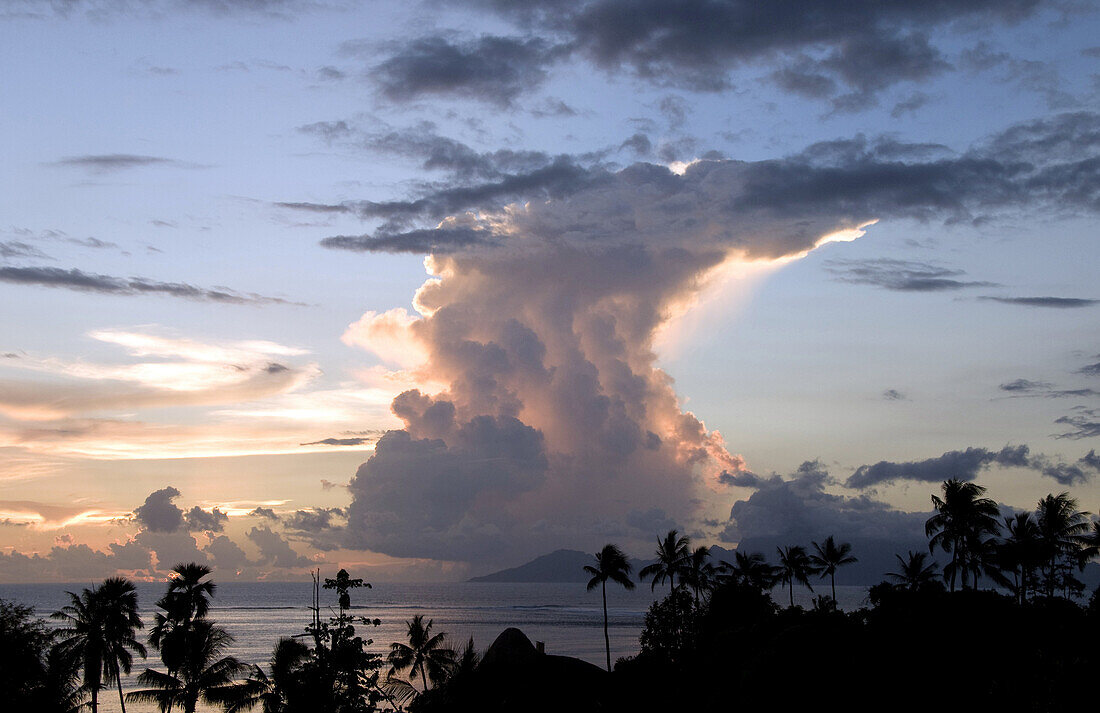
341, 161, 873, 563
331, 115, 1100, 564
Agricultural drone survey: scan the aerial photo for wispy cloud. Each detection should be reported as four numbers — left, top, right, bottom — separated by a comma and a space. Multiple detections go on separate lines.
48, 153, 206, 174
0, 266, 301, 304
978, 296, 1098, 308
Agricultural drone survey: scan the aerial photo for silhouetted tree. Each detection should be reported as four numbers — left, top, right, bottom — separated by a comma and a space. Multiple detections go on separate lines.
1035, 492, 1091, 597
219, 637, 309, 713
128, 619, 246, 713
776, 545, 817, 607
324, 569, 368, 614
718, 551, 779, 592
52, 584, 109, 713
885, 551, 940, 591
583, 543, 636, 672
680, 546, 718, 606
2, 598, 84, 713
149, 562, 217, 713
809, 536, 857, 601
388, 615, 454, 696
96, 577, 147, 713
639, 530, 690, 596
995, 513, 1043, 603
926, 479, 1001, 591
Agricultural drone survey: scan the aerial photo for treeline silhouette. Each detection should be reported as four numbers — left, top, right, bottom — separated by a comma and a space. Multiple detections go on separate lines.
2, 479, 1100, 712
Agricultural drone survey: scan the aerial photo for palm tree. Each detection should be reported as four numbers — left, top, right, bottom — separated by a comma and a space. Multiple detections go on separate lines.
1035, 492, 1091, 597
639, 530, 690, 596
97, 577, 147, 713
218, 637, 309, 713
128, 619, 247, 713
718, 551, 779, 592
809, 536, 858, 601
680, 546, 717, 605
886, 551, 940, 591
584, 543, 636, 672
995, 513, 1042, 603
387, 615, 454, 695
926, 479, 1001, 591
149, 563, 217, 713
51, 586, 107, 713
776, 545, 817, 608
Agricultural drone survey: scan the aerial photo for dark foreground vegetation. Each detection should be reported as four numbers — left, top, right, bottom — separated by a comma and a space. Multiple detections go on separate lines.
3, 479, 1100, 712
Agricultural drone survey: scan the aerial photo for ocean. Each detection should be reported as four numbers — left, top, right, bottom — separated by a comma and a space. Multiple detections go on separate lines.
0, 580, 870, 712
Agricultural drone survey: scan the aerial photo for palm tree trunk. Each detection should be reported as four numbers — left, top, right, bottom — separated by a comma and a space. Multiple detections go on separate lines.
91, 686, 98, 713
421, 665, 429, 693
830, 572, 836, 602
117, 673, 128, 713
788, 579, 793, 608
602, 582, 611, 673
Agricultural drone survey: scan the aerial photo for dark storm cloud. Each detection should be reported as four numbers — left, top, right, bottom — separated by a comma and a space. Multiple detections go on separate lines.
132, 486, 184, 533
49, 154, 200, 173
847, 444, 1100, 488
307, 155, 602, 235
824, 259, 995, 292
246, 526, 311, 568
299, 111, 1100, 255
184, 506, 228, 532
847, 446, 1032, 488
891, 92, 933, 118
721, 460, 927, 543
0, 266, 298, 304
347, 413, 549, 561
284, 507, 345, 532
978, 296, 1099, 308
436, 0, 1050, 101
249, 507, 279, 519
373, 35, 567, 107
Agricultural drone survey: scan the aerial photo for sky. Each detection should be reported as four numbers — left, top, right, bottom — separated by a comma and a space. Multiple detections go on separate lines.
1, 0, 1099, 583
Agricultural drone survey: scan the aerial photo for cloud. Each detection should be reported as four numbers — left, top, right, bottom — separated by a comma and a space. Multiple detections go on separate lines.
1055, 407, 1100, 439
978, 296, 1099, 308
48, 154, 202, 174
184, 506, 228, 532
445, 0, 1052, 101
299, 120, 560, 181
882, 389, 906, 401
246, 526, 311, 568
305, 112, 1100, 254
824, 258, 996, 292
0, 266, 300, 304
0, 329, 316, 420
300, 437, 373, 446
284, 507, 345, 532
322, 111, 1100, 566
204, 535, 252, 571
132, 486, 184, 532
249, 506, 279, 519
1080, 361, 1100, 377
0, 240, 50, 259
372, 35, 566, 107
1000, 379, 1052, 392
721, 460, 927, 543
847, 444, 1100, 488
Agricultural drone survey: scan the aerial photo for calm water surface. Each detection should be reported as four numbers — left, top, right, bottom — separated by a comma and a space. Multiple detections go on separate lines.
0, 580, 869, 712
